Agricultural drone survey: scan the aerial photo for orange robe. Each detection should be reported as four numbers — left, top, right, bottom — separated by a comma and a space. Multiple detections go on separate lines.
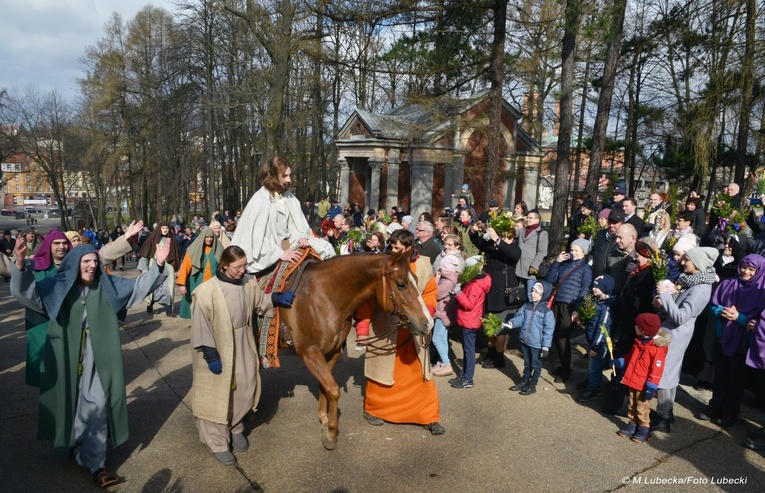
176, 246, 215, 287
359, 260, 439, 425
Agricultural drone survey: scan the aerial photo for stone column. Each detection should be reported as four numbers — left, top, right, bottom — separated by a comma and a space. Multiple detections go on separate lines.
522, 157, 539, 209
503, 157, 517, 208
386, 149, 400, 211
367, 158, 383, 212
410, 161, 435, 217
450, 154, 465, 208
338, 157, 350, 207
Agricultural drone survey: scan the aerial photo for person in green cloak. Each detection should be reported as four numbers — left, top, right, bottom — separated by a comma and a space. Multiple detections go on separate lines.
176, 226, 224, 319
10, 237, 171, 488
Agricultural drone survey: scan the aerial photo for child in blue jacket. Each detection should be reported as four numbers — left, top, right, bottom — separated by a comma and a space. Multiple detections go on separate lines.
575, 275, 615, 402
502, 280, 555, 395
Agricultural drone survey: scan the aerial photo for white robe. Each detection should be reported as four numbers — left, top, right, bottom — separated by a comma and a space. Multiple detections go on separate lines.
232, 187, 334, 273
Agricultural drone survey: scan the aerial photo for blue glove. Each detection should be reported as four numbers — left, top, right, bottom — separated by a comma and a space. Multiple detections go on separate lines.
208, 359, 222, 374
613, 358, 625, 370
199, 346, 222, 374
644, 382, 658, 400
272, 291, 295, 308
710, 305, 723, 316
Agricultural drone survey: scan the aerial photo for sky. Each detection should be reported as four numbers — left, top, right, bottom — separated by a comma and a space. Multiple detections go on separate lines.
0, 0, 175, 101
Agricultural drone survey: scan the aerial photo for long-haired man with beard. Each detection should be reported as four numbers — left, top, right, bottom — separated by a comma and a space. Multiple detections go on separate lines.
233, 156, 334, 274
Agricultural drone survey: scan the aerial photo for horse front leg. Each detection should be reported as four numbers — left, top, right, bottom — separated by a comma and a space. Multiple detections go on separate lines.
301, 347, 342, 450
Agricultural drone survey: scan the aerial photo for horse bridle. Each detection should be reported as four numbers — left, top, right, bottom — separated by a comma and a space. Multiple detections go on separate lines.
381, 264, 412, 329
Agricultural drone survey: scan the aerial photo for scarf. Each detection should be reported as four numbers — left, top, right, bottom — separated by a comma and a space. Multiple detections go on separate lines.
37, 244, 135, 320
524, 223, 541, 238
216, 266, 243, 285
673, 266, 716, 300
711, 254, 765, 313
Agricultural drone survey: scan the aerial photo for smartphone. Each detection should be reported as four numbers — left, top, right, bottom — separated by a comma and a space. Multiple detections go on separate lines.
750, 198, 763, 206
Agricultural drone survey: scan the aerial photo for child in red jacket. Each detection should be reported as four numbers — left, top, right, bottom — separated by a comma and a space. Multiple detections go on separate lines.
449, 261, 492, 389
615, 313, 671, 443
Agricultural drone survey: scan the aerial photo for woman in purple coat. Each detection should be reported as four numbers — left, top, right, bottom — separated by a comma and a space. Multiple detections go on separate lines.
697, 254, 765, 427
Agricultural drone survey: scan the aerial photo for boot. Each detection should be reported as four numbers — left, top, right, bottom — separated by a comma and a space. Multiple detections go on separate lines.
631, 426, 652, 443
480, 347, 497, 368
651, 416, 671, 433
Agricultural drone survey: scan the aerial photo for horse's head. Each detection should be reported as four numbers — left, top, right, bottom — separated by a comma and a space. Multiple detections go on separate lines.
378, 249, 434, 335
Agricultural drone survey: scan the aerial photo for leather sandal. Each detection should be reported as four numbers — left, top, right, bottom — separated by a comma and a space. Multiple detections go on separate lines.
92, 468, 121, 488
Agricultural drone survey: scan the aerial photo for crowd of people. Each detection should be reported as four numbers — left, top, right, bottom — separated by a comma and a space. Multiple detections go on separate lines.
5, 168, 765, 486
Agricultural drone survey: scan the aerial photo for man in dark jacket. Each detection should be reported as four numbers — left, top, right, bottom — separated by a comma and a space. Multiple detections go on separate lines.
414, 221, 442, 265
591, 208, 624, 279
622, 198, 645, 238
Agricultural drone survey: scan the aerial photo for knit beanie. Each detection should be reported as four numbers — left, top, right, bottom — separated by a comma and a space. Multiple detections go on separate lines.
592, 275, 614, 294
598, 208, 611, 219
684, 246, 719, 271
532, 282, 544, 295
636, 313, 661, 338
672, 236, 697, 255
571, 238, 591, 255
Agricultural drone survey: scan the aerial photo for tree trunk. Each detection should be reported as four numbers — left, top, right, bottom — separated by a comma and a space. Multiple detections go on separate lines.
486, 0, 508, 208
584, 0, 627, 197
549, 0, 580, 256
734, 0, 755, 186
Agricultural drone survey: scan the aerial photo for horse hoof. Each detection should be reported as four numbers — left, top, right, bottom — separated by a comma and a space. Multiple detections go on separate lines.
321, 437, 337, 450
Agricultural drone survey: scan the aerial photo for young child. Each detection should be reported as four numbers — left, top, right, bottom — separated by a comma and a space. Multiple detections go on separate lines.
501, 281, 555, 395
448, 259, 492, 388
615, 313, 671, 443
576, 275, 615, 402
432, 253, 461, 376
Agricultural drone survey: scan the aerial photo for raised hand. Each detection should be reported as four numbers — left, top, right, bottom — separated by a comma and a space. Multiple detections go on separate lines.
155, 238, 171, 266
124, 220, 144, 239
14, 237, 27, 269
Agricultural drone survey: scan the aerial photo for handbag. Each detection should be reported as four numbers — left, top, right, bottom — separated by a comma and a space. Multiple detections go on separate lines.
503, 264, 526, 307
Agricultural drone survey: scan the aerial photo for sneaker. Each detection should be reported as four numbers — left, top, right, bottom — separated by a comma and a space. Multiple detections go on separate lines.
355, 344, 366, 351
480, 359, 495, 369
618, 422, 637, 438
509, 382, 528, 392
433, 364, 454, 377
576, 388, 599, 402
231, 433, 249, 452
452, 378, 473, 389
744, 435, 765, 451
631, 426, 652, 443
431, 362, 442, 371
519, 385, 536, 395
448, 376, 466, 386
747, 426, 765, 439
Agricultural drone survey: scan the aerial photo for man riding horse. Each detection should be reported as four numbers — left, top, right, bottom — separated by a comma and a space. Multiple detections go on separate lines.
232, 156, 334, 273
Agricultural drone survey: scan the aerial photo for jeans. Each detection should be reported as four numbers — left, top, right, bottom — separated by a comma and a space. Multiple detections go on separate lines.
587, 345, 608, 390
521, 343, 542, 386
461, 328, 477, 382
432, 318, 450, 365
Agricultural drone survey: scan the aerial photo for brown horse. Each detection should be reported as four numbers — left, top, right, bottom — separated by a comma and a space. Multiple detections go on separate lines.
279, 249, 433, 450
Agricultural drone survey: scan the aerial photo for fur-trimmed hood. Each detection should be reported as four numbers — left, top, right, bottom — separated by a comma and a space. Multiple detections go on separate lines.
651, 328, 671, 348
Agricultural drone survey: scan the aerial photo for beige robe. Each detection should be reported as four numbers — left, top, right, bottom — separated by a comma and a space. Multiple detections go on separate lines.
364, 257, 435, 385
190, 275, 273, 424
99, 235, 134, 266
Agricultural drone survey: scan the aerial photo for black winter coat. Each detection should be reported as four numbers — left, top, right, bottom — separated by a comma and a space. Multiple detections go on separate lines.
470, 231, 522, 312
